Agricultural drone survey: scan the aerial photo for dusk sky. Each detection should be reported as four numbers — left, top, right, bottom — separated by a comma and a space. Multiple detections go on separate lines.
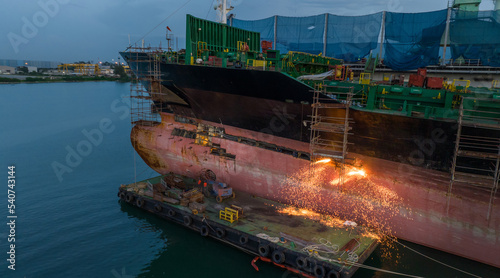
1, 0, 496, 63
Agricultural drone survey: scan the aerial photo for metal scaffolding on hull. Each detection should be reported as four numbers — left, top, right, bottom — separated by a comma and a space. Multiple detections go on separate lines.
128, 47, 166, 126
309, 83, 354, 187
449, 97, 500, 221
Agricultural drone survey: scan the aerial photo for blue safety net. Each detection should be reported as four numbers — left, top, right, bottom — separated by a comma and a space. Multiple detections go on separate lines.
233, 14, 382, 61
326, 13, 382, 62
449, 10, 500, 67
276, 15, 325, 55
384, 10, 447, 71
231, 16, 275, 47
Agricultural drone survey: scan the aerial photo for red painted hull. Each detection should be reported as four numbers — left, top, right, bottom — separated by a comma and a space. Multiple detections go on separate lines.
131, 113, 500, 267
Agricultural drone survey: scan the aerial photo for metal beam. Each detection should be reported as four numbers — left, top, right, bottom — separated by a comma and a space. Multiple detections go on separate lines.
379, 11, 386, 64
441, 7, 452, 66
274, 15, 277, 50
323, 13, 328, 56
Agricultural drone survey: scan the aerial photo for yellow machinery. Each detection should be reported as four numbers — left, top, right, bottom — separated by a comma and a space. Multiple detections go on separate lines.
359, 73, 371, 85
58, 64, 101, 75
219, 207, 239, 223
197, 41, 208, 58
246, 59, 266, 69
237, 41, 249, 52
448, 79, 471, 92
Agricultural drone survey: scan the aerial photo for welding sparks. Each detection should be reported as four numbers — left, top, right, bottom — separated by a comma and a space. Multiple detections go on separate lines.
314, 158, 332, 164
277, 161, 411, 256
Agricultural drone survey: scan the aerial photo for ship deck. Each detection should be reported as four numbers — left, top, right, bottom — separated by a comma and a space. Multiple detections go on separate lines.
119, 174, 380, 278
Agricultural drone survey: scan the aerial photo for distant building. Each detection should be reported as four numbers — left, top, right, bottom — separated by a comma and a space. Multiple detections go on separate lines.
0, 59, 61, 69
27, 66, 37, 73
0, 65, 16, 74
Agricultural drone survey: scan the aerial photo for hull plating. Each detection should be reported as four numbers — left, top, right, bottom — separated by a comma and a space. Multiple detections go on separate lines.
131, 113, 500, 268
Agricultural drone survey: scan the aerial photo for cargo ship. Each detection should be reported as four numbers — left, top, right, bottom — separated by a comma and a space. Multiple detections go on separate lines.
120, 5, 500, 268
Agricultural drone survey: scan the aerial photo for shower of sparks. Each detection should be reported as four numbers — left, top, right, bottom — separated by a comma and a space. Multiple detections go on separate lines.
276, 162, 412, 259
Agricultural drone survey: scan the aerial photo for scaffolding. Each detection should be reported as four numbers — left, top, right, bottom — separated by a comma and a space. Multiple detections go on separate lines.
449, 97, 500, 221
128, 47, 166, 126
310, 83, 354, 187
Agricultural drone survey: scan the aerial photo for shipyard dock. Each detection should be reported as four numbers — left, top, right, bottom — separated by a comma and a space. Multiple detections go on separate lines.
118, 174, 379, 278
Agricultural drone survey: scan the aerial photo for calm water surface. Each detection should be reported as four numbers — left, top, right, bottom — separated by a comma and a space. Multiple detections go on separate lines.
0, 82, 498, 278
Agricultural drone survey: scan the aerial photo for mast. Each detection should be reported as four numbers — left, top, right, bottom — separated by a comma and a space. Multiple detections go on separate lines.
216, 0, 234, 24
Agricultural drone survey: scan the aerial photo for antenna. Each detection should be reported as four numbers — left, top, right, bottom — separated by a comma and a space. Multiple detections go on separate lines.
166, 26, 173, 52
214, 0, 234, 24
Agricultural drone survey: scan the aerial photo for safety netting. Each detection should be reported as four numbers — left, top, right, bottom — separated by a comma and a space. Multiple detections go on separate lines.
230, 16, 275, 45
383, 10, 447, 71
276, 15, 325, 55
233, 14, 382, 62
232, 9, 500, 70
326, 13, 382, 62
449, 10, 500, 67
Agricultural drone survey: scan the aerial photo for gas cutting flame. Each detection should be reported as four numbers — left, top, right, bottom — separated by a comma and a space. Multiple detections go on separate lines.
347, 169, 366, 177
278, 206, 381, 240
314, 158, 332, 164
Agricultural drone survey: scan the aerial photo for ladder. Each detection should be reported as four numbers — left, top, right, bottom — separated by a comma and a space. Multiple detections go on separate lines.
309, 83, 354, 186
449, 97, 500, 221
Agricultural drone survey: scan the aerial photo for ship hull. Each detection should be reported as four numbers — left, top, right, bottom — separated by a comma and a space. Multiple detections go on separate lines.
120, 56, 498, 173
131, 113, 500, 268
121, 53, 500, 267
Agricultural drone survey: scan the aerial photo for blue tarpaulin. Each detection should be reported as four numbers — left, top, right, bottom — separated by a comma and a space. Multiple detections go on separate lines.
450, 10, 500, 67
232, 9, 500, 70
326, 13, 382, 62
383, 10, 447, 71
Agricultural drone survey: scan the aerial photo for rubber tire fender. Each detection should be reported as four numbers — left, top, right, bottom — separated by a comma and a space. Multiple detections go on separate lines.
326, 269, 340, 278
272, 250, 285, 264
258, 244, 270, 257
119, 192, 126, 200
314, 264, 325, 278
296, 256, 308, 269
183, 215, 192, 226
154, 204, 162, 212
168, 209, 175, 217
239, 235, 248, 245
216, 227, 226, 238
200, 225, 209, 237
125, 194, 134, 202
136, 198, 144, 208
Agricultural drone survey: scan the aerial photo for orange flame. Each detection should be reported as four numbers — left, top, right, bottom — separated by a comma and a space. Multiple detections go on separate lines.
314, 158, 331, 164
347, 169, 366, 177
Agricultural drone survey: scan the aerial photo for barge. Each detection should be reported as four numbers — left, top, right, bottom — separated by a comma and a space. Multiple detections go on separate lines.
118, 174, 379, 278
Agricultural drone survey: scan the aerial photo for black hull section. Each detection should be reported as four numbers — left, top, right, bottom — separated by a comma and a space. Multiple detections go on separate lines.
121, 53, 499, 173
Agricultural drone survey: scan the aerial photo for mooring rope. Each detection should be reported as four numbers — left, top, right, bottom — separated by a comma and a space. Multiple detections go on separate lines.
394, 240, 482, 278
